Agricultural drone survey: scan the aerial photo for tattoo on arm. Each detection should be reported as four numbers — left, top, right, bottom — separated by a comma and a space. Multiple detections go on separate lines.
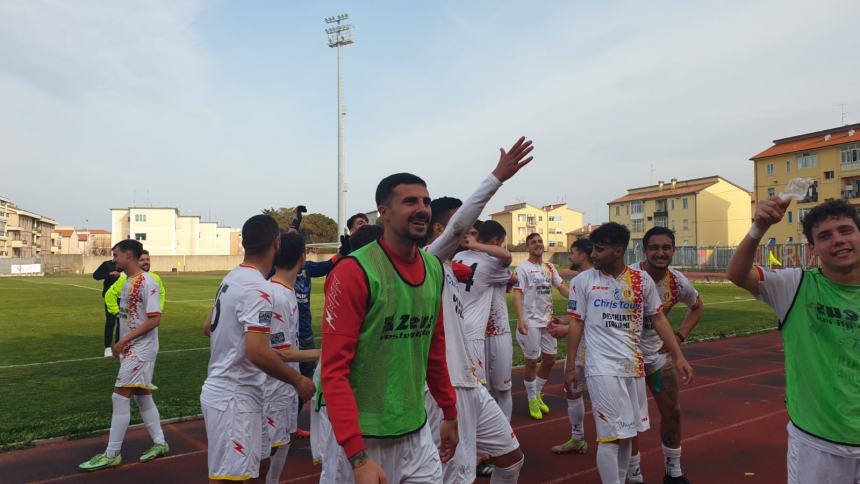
349, 450, 368, 469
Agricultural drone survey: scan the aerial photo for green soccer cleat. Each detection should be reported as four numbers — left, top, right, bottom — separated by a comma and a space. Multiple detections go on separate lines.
537, 392, 550, 413
551, 438, 588, 455
140, 442, 169, 463
79, 453, 121, 471
528, 399, 543, 420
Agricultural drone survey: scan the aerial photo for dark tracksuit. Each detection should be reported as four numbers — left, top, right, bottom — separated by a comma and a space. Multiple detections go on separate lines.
93, 260, 121, 348
295, 259, 335, 416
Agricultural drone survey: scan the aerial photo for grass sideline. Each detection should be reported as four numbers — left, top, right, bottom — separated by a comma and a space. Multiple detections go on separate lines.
0, 273, 778, 447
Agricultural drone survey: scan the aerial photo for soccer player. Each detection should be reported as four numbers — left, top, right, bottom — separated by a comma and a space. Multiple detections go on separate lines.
564, 222, 693, 484
105, 250, 165, 317
79, 239, 169, 471
200, 215, 315, 483
347, 212, 370, 235
727, 198, 860, 484
513, 232, 569, 420
454, 220, 516, 421
93, 246, 123, 356
627, 226, 703, 484
547, 238, 593, 455
263, 232, 321, 484
319, 173, 458, 484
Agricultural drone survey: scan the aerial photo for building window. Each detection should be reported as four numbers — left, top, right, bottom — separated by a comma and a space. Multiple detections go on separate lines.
518, 227, 525, 236
825, 171, 835, 180
768, 188, 775, 197
517, 214, 525, 222
671, 199, 675, 210
788, 211, 793, 224
632, 219, 644, 233
798, 208, 811, 222
630, 200, 643, 215
796, 152, 817, 169
615, 206, 620, 216
134, 214, 147, 222
135, 233, 147, 241
548, 215, 554, 222
767, 163, 774, 175
682, 198, 688, 209
841, 144, 860, 165
538, 216, 543, 222
683, 219, 689, 231
786, 160, 791, 172
548, 241, 556, 247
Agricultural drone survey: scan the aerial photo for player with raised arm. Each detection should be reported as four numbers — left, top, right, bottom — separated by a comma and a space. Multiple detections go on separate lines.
513, 233, 569, 420
79, 239, 169, 471
627, 226, 703, 484
564, 223, 693, 484
727, 198, 860, 484
200, 215, 315, 483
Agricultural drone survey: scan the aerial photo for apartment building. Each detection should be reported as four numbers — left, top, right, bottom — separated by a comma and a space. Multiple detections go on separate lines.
54, 227, 112, 255
490, 202, 585, 250
751, 122, 860, 244
608, 176, 752, 247
111, 207, 242, 256
0, 196, 59, 258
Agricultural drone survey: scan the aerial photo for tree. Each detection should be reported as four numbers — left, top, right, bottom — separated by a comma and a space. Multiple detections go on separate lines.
262, 207, 295, 231
260, 207, 338, 243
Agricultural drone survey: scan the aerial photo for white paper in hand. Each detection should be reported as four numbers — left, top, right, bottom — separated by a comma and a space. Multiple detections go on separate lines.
780, 177, 815, 201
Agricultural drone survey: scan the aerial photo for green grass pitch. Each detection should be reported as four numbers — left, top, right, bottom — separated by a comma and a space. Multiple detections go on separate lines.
0, 273, 778, 446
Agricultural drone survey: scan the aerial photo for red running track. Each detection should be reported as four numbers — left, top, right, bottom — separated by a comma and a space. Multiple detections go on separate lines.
1, 332, 788, 483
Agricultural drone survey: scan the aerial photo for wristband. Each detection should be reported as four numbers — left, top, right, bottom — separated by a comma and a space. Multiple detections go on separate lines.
748, 223, 765, 240
674, 331, 686, 343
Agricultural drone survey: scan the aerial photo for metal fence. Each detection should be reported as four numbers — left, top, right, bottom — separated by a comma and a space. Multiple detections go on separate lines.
0, 257, 42, 276
621, 243, 818, 271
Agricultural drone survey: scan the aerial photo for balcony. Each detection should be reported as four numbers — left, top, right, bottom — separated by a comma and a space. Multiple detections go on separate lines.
842, 160, 860, 173
5, 225, 22, 232
11, 240, 24, 248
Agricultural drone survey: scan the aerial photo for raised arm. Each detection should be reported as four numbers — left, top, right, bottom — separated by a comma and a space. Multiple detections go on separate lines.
727, 197, 788, 295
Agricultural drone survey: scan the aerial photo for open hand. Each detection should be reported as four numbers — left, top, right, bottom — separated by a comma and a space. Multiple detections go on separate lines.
491, 137, 534, 182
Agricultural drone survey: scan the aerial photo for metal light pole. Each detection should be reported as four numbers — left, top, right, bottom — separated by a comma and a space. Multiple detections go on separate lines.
325, 14, 354, 237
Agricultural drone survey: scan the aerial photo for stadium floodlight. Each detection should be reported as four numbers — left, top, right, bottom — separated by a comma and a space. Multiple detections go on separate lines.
324, 13, 354, 237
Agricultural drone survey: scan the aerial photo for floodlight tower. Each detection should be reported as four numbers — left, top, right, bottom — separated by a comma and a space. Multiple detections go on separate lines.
325, 14, 354, 237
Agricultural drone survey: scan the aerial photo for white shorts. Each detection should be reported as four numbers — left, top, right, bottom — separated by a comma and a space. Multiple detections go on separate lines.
587, 375, 650, 442
317, 405, 352, 484
321, 424, 442, 484
115, 355, 156, 390
515, 326, 557, 360
485, 333, 513, 392
567, 363, 586, 395
263, 395, 298, 455
427, 386, 519, 483
643, 351, 670, 376
201, 397, 262, 481
465, 338, 487, 384
787, 422, 860, 484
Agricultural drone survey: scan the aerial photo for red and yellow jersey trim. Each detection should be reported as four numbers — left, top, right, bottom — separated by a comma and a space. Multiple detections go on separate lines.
246, 327, 271, 334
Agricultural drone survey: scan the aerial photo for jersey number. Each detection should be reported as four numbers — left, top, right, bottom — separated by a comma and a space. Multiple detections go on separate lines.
210, 284, 226, 333
463, 262, 479, 292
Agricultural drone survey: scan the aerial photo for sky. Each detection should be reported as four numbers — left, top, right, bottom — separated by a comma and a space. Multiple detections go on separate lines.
2, 0, 859, 231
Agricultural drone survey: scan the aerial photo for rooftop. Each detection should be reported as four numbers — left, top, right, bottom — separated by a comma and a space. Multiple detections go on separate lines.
751, 122, 860, 159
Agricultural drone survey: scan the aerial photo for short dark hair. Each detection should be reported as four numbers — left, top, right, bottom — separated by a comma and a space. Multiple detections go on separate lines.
116, 239, 143, 259
375, 173, 427, 206
242, 214, 280, 256
350, 224, 384, 251
526, 232, 541, 244
643, 226, 675, 247
430, 197, 462, 229
347, 213, 369, 230
570, 238, 593, 257
802, 199, 860, 243
141, 250, 150, 256
590, 222, 630, 249
274, 232, 305, 270
473, 220, 484, 231
477, 220, 506, 242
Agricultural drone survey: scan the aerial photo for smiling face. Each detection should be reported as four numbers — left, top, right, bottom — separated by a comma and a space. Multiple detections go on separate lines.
139, 253, 151, 272
378, 183, 432, 244
568, 246, 589, 271
644, 234, 675, 270
527, 234, 544, 258
809, 215, 860, 272
590, 243, 623, 271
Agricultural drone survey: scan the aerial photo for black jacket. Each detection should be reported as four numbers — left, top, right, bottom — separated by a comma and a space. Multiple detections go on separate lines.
93, 261, 121, 296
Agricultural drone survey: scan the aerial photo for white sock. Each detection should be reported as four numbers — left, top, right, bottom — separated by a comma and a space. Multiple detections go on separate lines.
663, 444, 683, 477
489, 455, 523, 484
596, 442, 620, 484
494, 389, 513, 422
266, 443, 291, 484
524, 379, 537, 400
106, 393, 131, 458
135, 394, 166, 445
627, 452, 644, 483
615, 439, 632, 483
567, 397, 585, 440
535, 376, 547, 396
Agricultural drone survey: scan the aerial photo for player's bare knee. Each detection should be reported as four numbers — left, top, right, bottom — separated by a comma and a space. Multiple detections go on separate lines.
113, 387, 133, 398
492, 447, 523, 467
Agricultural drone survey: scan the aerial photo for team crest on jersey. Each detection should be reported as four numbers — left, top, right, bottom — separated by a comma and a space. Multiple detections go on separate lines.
270, 331, 286, 346
258, 310, 273, 326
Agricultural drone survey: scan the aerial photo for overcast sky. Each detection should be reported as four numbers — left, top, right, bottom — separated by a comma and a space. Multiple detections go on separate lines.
2, 0, 859, 230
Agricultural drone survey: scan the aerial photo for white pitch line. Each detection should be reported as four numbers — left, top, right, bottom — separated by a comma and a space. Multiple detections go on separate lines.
0, 346, 209, 370
703, 298, 758, 306
11, 279, 212, 304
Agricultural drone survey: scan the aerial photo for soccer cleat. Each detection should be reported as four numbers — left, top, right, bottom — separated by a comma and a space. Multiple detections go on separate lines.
536, 393, 550, 413
104, 347, 112, 357
528, 399, 543, 420
79, 453, 121, 471
628, 472, 645, 483
293, 428, 310, 438
551, 438, 588, 455
139, 442, 169, 462
663, 475, 690, 484
476, 461, 494, 477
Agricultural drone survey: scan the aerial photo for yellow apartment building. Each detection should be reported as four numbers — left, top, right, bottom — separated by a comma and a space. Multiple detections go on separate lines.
111, 207, 241, 256
490, 203, 585, 250
0, 195, 59, 258
54, 227, 113, 255
608, 176, 752, 247
751, 122, 860, 244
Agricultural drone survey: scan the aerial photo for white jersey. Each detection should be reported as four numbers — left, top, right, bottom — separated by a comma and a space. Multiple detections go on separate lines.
264, 279, 300, 404
201, 265, 274, 411
454, 250, 512, 340
568, 267, 663, 378
630, 263, 699, 357
439, 260, 482, 388
118, 272, 162, 362
485, 285, 512, 337
513, 260, 564, 328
